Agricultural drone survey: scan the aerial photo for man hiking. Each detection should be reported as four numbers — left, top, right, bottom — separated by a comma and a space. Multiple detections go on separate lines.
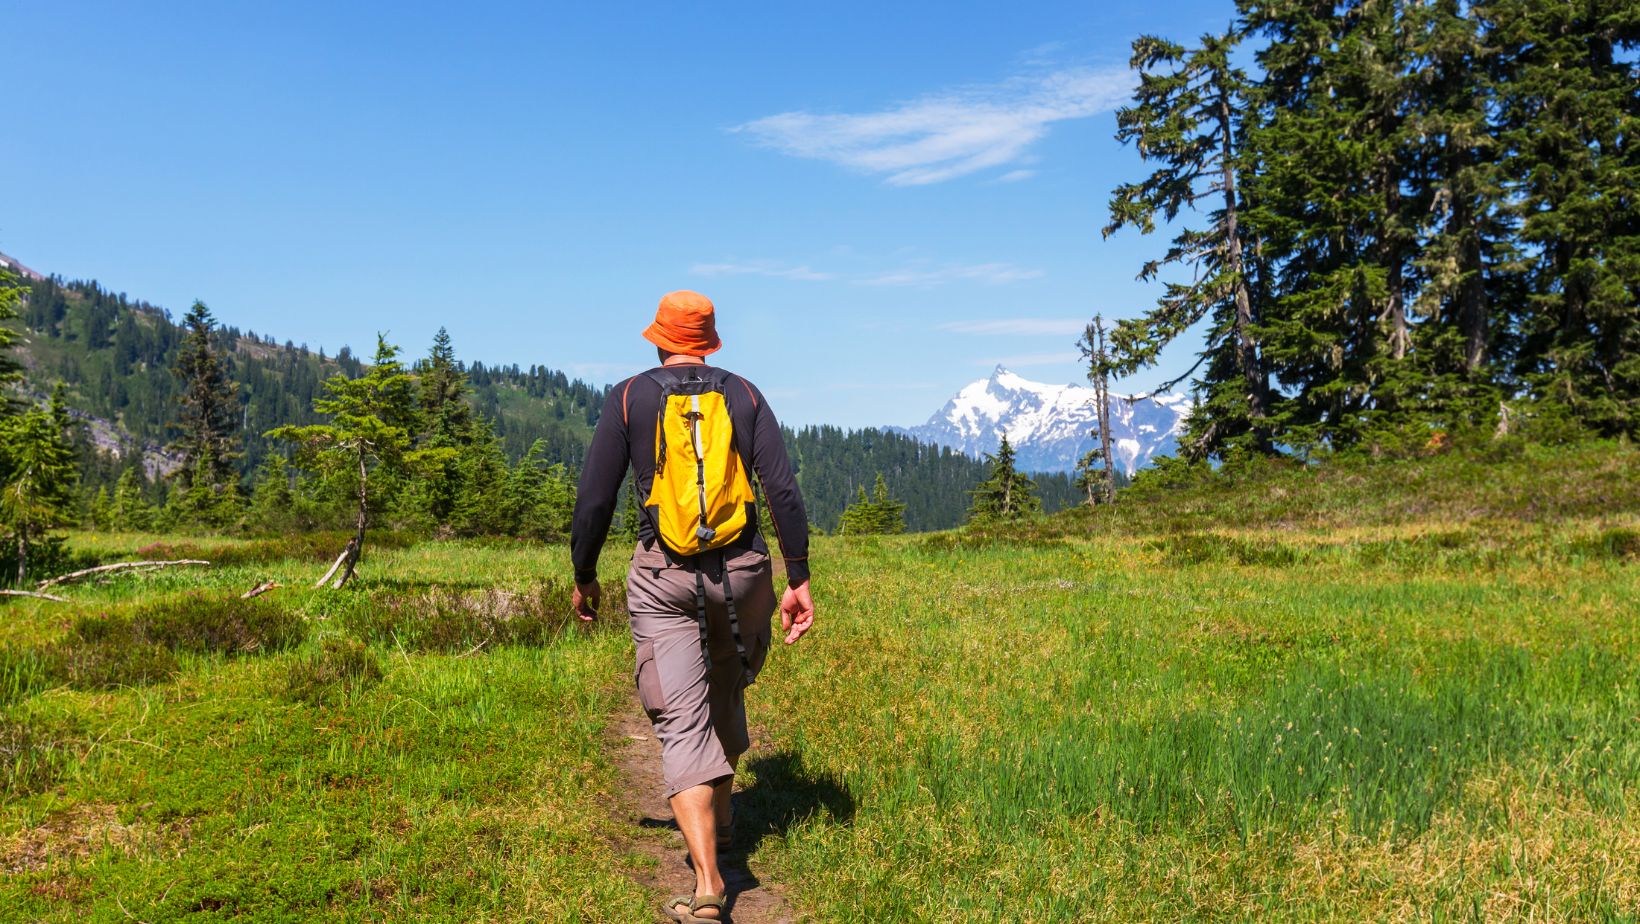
570, 290, 816, 923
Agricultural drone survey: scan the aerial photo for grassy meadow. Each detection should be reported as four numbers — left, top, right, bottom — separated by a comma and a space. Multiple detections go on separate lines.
2, 442, 1638, 921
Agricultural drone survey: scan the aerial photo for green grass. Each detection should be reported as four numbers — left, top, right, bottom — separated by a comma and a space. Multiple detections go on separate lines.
2, 443, 1639, 921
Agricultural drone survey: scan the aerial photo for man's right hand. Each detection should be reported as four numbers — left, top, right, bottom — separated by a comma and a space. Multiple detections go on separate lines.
780, 580, 815, 644
573, 580, 601, 622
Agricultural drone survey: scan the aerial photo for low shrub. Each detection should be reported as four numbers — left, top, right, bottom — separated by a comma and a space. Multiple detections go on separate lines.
48, 639, 178, 690
133, 530, 415, 567
284, 637, 383, 704
74, 594, 308, 656
1567, 526, 1640, 562
0, 647, 53, 707
0, 715, 81, 797
342, 579, 620, 652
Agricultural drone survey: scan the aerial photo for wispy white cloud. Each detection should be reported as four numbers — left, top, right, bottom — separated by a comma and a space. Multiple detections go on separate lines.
976, 351, 1082, 368
941, 318, 1087, 336
689, 257, 1043, 288
733, 65, 1132, 185
689, 260, 835, 281
996, 169, 1036, 183
858, 262, 1044, 287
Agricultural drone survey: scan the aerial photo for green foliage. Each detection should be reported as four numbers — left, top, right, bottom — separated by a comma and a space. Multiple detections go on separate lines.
1106, 1, 1640, 460
0, 265, 27, 407
73, 594, 308, 657
0, 715, 80, 798
169, 301, 241, 490
339, 580, 618, 652
17, 275, 607, 484
1104, 30, 1270, 458
837, 473, 907, 536
283, 637, 382, 704
967, 435, 1040, 523
110, 467, 154, 531
270, 334, 418, 586
499, 439, 576, 541
0, 386, 80, 583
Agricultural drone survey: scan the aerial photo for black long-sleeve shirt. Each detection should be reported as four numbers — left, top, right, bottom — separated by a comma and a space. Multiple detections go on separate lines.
570, 364, 810, 586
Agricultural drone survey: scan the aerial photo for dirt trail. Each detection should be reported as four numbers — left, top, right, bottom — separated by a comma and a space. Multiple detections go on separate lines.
607, 703, 798, 924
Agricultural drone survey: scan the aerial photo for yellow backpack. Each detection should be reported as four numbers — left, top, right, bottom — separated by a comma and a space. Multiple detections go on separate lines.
643, 368, 758, 556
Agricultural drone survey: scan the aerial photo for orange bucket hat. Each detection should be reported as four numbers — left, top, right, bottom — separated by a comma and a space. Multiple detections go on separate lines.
643, 290, 721, 356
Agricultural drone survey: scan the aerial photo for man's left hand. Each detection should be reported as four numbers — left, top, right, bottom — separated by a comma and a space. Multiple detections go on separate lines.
573, 580, 601, 621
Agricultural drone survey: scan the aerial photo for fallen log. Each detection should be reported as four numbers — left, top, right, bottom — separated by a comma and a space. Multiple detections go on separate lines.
37, 559, 211, 590
240, 580, 282, 599
0, 589, 68, 602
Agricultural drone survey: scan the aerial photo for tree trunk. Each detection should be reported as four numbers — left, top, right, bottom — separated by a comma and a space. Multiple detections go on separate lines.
1091, 318, 1117, 505
1385, 162, 1408, 361
1218, 88, 1269, 445
333, 445, 370, 588
1451, 186, 1487, 374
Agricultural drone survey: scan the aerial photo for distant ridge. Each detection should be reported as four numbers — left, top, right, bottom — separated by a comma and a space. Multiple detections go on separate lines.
0, 249, 44, 281
892, 365, 1192, 475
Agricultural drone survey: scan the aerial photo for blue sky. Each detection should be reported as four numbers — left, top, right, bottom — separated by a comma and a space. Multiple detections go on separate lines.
2, 0, 1232, 429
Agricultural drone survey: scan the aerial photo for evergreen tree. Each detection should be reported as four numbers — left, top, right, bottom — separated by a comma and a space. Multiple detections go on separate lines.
0, 398, 79, 582
1103, 28, 1272, 459
838, 473, 907, 535
448, 418, 510, 535
501, 439, 576, 540
417, 327, 474, 448
87, 485, 113, 531
247, 453, 298, 532
270, 335, 417, 588
111, 467, 153, 531
1488, 0, 1640, 435
0, 266, 26, 414
1078, 315, 1119, 505
967, 435, 1040, 523
171, 300, 241, 488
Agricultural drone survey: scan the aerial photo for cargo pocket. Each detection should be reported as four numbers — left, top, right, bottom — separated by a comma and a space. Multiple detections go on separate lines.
633, 640, 666, 719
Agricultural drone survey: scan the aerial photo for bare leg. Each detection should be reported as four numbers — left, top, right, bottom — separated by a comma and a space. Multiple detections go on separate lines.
670, 781, 726, 919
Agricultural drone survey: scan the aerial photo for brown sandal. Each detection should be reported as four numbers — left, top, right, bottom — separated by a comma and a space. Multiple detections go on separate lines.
661, 893, 726, 923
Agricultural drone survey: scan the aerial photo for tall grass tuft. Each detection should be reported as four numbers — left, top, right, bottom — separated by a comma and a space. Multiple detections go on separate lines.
284, 637, 383, 704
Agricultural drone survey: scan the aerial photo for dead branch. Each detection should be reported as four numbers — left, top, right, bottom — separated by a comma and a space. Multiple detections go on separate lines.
240, 580, 282, 600
0, 588, 68, 602
314, 547, 349, 589
37, 560, 210, 590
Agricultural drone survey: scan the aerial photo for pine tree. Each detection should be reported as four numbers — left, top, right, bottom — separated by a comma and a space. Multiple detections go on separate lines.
1078, 315, 1119, 504
248, 453, 298, 532
0, 266, 26, 414
1404, 2, 1512, 416
967, 435, 1040, 523
88, 485, 113, 531
270, 335, 417, 588
417, 327, 473, 448
0, 396, 79, 582
838, 474, 907, 535
1103, 28, 1272, 459
1488, 0, 1640, 436
501, 439, 576, 540
111, 467, 153, 531
171, 301, 241, 488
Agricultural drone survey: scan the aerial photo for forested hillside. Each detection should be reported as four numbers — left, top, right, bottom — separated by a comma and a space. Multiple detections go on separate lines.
18, 276, 604, 482
11, 272, 1064, 531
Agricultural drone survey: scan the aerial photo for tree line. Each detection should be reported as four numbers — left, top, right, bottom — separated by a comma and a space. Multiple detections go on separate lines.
1097, 1, 1638, 462
0, 267, 1081, 567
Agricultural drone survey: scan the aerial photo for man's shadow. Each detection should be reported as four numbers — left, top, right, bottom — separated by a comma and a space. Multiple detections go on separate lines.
644, 750, 855, 903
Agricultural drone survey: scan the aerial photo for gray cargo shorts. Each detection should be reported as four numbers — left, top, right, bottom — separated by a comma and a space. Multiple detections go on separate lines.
626, 539, 777, 798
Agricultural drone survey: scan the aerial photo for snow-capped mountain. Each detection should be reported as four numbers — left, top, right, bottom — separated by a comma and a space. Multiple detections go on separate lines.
894, 365, 1192, 475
